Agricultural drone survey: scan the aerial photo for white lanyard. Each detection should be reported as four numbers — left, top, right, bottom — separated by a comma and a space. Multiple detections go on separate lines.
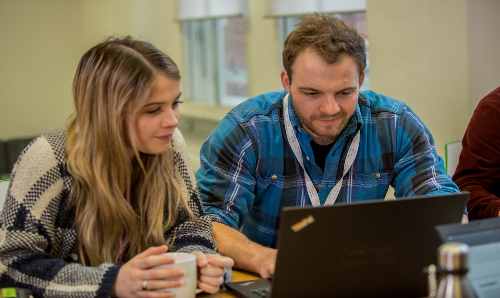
283, 94, 360, 207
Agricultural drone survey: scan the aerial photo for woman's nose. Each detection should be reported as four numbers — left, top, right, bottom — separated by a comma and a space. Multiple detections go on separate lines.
162, 109, 178, 128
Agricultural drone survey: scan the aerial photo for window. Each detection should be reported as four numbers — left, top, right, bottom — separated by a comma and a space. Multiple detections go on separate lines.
276, 15, 301, 49
217, 17, 248, 106
179, 0, 248, 107
182, 20, 217, 105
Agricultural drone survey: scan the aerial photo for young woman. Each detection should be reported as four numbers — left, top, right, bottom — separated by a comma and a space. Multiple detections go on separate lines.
0, 37, 233, 298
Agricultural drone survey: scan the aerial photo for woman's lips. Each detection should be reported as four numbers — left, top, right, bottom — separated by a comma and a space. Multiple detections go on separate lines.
155, 134, 173, 141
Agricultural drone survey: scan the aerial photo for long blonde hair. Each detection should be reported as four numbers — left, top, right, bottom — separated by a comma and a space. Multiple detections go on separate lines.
66, 37, 189, 266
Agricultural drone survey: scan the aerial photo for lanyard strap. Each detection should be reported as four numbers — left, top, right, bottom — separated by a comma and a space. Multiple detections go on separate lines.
283, 94, 360, 207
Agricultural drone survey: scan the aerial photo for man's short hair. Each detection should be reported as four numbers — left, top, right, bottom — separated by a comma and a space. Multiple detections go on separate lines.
282, 14, 366, 81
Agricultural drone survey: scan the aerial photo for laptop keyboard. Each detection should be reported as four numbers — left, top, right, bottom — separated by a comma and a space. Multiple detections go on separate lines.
225, 278, 272, 298
250, 287, 270, 297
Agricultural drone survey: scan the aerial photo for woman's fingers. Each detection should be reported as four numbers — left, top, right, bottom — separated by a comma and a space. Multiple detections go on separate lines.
207, 254, 234, 268
141, 267, 184, 281
138, 253, 175, 270
136, 245, 168, 258
199, 274, 224, 286
199, 265, 224, 277
130, 251, 231, 296
192, 251, 208, 267
198, 281, 220, 294
137, 290, 175, 298
139, 278, 184, 291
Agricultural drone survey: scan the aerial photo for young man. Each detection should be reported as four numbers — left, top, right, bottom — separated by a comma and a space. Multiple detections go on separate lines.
453, 86, 500, 219
196, 14, 458, 278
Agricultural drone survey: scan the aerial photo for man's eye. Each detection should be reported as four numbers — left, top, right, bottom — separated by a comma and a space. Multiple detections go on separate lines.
303, 91, 319, 96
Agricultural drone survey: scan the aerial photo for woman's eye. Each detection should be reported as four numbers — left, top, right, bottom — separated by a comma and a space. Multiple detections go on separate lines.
146, 107, 162, 114
173, 100, 184, 109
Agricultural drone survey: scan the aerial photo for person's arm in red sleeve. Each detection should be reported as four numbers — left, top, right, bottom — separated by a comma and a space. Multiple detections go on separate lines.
453, 87, 500, 219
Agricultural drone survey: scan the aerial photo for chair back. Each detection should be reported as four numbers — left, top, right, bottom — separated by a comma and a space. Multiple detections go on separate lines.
445, 141, 462, 176
0, 180, 9, 211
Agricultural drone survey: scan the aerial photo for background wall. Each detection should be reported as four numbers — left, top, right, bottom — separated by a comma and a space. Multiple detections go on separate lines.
1, 0, 499, 161
80, 0, 183, 70
0, 0, 84, 139
466, 0, 500, 106
368, 0, 471, 155
247, 0, 282, 94
0, 0, 183, 139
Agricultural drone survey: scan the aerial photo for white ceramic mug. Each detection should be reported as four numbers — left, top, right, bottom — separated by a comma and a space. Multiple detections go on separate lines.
158, 252, 197, 298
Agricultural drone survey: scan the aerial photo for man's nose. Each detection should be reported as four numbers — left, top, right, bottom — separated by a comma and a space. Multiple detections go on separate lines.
319, 95, 341, 115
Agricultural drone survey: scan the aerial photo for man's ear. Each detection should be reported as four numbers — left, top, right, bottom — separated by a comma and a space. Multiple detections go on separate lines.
358, 71, 365, 89
280, 70, 291, 92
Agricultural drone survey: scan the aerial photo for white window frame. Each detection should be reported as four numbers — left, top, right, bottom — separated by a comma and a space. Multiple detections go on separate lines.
178, 0, 248, 107
182, 20, 218, 105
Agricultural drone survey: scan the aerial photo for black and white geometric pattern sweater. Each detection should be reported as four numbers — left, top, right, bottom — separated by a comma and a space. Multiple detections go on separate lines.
0, 131, 216, 297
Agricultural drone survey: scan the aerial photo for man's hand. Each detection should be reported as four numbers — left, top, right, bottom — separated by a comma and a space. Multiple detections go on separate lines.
249, 246, 277, 278
213, 222, 277, 278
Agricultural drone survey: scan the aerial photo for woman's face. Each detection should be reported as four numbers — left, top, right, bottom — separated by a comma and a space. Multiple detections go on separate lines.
129, 74, 182, 155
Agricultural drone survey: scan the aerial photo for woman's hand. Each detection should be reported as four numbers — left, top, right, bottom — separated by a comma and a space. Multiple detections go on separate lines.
193, 252, 234, 294
113, 245, 184, 298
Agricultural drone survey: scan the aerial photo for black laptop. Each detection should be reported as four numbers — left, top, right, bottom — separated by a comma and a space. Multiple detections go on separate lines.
226, 192, 468, 298
436, 216, 500, 298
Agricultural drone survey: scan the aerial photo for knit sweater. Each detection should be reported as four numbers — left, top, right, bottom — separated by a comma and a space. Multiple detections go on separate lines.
0, 131, 215, 297
453, 86, 500, 219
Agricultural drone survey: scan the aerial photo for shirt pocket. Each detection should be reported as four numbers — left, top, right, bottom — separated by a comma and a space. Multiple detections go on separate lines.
255, 173, 303, 202
257, 172, 304, 189
351, 171, 393, 200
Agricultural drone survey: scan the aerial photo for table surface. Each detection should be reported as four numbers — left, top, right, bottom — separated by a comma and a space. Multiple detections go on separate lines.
199, 270, 259, 297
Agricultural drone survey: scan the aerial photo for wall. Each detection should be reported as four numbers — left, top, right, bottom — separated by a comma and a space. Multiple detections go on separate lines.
0, 0, 86, 139
2, 0, 499, 154
368, 0, 471, 155
466, 0, 500, 106
247, 0, 282, 95
79, 0, 183, 70
0, 0, 181, 139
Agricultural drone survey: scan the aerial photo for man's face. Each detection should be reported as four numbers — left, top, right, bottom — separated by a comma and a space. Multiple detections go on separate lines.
281, 48, 363, 145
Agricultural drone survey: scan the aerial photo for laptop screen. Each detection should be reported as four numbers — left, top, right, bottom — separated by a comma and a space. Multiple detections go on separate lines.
270, 192, 468, 298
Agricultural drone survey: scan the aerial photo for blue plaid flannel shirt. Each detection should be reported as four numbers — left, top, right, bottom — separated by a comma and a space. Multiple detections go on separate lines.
196, 90, 459, 247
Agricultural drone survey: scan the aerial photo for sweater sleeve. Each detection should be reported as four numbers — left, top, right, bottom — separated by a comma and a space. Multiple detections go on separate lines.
0, 136, 119, 298
453, 89, 500, 219
163, 131, 217, 254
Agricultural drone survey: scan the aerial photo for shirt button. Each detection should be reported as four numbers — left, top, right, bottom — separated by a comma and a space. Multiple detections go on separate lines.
306, 156, 310, 161
271, 174, 278, 181
374, 173, 381, 178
